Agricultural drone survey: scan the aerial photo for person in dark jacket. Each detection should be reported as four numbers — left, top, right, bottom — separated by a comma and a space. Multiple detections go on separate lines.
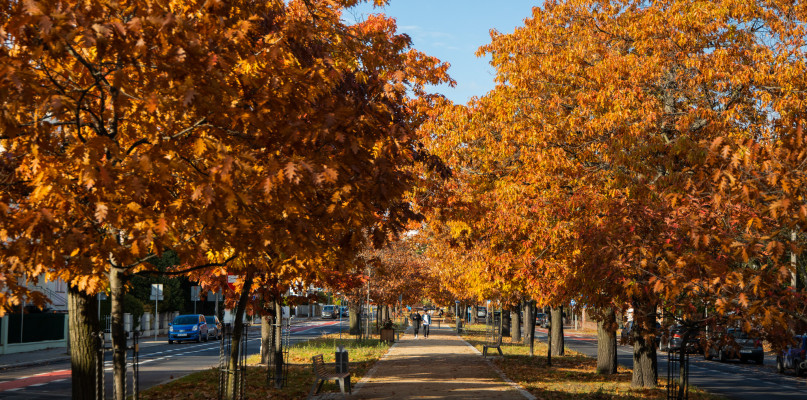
410, 311, 422, 339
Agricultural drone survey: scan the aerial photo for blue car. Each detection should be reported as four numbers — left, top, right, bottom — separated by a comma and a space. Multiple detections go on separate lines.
168, 314, 209, 344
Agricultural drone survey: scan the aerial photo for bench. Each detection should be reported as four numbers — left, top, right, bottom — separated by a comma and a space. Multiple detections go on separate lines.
308, 354, 350, 399
483, 336, 504, 358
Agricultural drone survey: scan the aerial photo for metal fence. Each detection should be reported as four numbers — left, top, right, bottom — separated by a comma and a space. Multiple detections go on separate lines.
218, 324, 248, 400
266, 317, 290, 389
666, 347, 690, 400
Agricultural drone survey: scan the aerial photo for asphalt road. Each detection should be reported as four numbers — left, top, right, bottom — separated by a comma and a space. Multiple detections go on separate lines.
535, 329, 807, 400
0, 318, 347, 399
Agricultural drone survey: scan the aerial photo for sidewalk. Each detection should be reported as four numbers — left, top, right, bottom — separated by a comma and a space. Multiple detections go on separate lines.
352, 325, 533, 399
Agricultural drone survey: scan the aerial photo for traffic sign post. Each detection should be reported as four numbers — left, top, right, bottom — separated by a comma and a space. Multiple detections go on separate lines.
191, 286, 200, 314
150, 284, 164, 341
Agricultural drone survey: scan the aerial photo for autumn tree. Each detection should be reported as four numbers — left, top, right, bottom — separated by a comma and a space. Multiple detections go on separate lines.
1, 1, 450, 399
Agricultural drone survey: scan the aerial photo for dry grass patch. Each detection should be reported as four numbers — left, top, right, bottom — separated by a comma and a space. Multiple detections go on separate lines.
140, 335, 390, 400
461, 324, 724, 400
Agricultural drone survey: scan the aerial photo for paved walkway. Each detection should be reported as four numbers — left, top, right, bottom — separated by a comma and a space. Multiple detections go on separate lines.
352, 324, 532, 399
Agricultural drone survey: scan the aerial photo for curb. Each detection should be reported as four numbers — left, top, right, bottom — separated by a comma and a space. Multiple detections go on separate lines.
0, 355, 72, 371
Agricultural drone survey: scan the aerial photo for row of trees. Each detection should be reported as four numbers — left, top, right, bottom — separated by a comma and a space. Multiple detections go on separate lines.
0, 0, 451, 399
416, 0, 807, 389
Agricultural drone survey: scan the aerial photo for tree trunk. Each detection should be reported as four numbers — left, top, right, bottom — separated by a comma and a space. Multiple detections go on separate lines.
68, 285, 98, 400
547, 306, 552, 366
109, 265, 126, 400
349, 302, 361, 335
551, 306, 565, 356
522, 301, 533, 346
596, 307, 618, 375
272, 298, 283, 389
528, 302, 537, 356
631, 302, 658, 388
510, 307, 521, 343
260, 315, 271, 364
226, 273, 254, 400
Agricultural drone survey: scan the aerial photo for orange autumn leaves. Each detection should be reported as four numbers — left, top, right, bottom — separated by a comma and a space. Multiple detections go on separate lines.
420, 0, 807, 345
0, 0, 451, 312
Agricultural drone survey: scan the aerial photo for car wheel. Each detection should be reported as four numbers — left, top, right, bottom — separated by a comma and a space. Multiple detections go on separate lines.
756, 355, 763, 365
168, 339, 173, 344
197, 334, 202, 343
797, 364, 804, 377
719, 349, 727, 362
777, 356, 784, 373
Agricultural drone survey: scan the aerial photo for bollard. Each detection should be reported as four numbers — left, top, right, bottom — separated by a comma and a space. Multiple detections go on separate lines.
335, 346, 350, 392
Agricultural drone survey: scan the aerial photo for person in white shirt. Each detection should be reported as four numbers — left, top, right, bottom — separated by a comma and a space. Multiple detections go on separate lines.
422, 311, 431, 338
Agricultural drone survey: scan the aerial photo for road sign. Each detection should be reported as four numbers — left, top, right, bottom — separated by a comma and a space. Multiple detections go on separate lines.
191, 286, 201, 301
98, 293, 108, 300
149, 283, 164, 300
227, 275, 239, 291
207, 289, 223, 302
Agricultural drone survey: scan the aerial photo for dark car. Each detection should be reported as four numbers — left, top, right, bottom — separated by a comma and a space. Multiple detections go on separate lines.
777, 335, 807, 375
340, 306, 348, 317
659, 325, 702, 353
205, 315, 222, 340
536, 313, 548, 328
621, 321, 662, 346
169, 314, 209, 344
704, 328, 764, 364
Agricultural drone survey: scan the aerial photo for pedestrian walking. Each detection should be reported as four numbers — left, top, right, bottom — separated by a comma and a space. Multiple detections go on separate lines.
410, 310, 422, 338
422, 311, 431, 338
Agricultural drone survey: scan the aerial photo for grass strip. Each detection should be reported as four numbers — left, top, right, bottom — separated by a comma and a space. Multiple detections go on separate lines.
139, 335, 390, 400
461, 324, 724, 400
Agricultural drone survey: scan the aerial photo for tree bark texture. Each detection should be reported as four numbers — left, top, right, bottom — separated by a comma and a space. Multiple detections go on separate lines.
349, 302, 361, 335
522, 301, 533, 346
631, 302, 658, 388
260, 315, 271, 364
528, 302, 537, 356
596, 307, 618, 375
510, 308, 521, 343
550, 306, 565, 356
68, 285, 99, 400
110, 265, 127, 400
226, 274, 254, 400
272, 298, 283, 389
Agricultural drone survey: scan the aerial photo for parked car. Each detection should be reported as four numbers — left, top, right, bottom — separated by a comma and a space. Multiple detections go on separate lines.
205, 315, 222, 340
704, 328, 764, 364
340, 306, 349, 317
620, 321, 662, 346
321, 305, 338, 319
477, 306, 487, 319
169, 314, 209, 344
536, 313, 548, 328
659, 325, 702, 353
777, 335, 807, 375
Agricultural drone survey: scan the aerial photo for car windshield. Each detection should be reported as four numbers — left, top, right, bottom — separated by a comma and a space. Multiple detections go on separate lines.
536, 313, 545, 318
730, 330, 749, 339
323, 306, 335, 312
205, 317, 216, 324
173, 316, 198, 325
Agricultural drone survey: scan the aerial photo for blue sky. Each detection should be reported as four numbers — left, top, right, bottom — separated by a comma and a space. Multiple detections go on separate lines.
346, 1, 537, 105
